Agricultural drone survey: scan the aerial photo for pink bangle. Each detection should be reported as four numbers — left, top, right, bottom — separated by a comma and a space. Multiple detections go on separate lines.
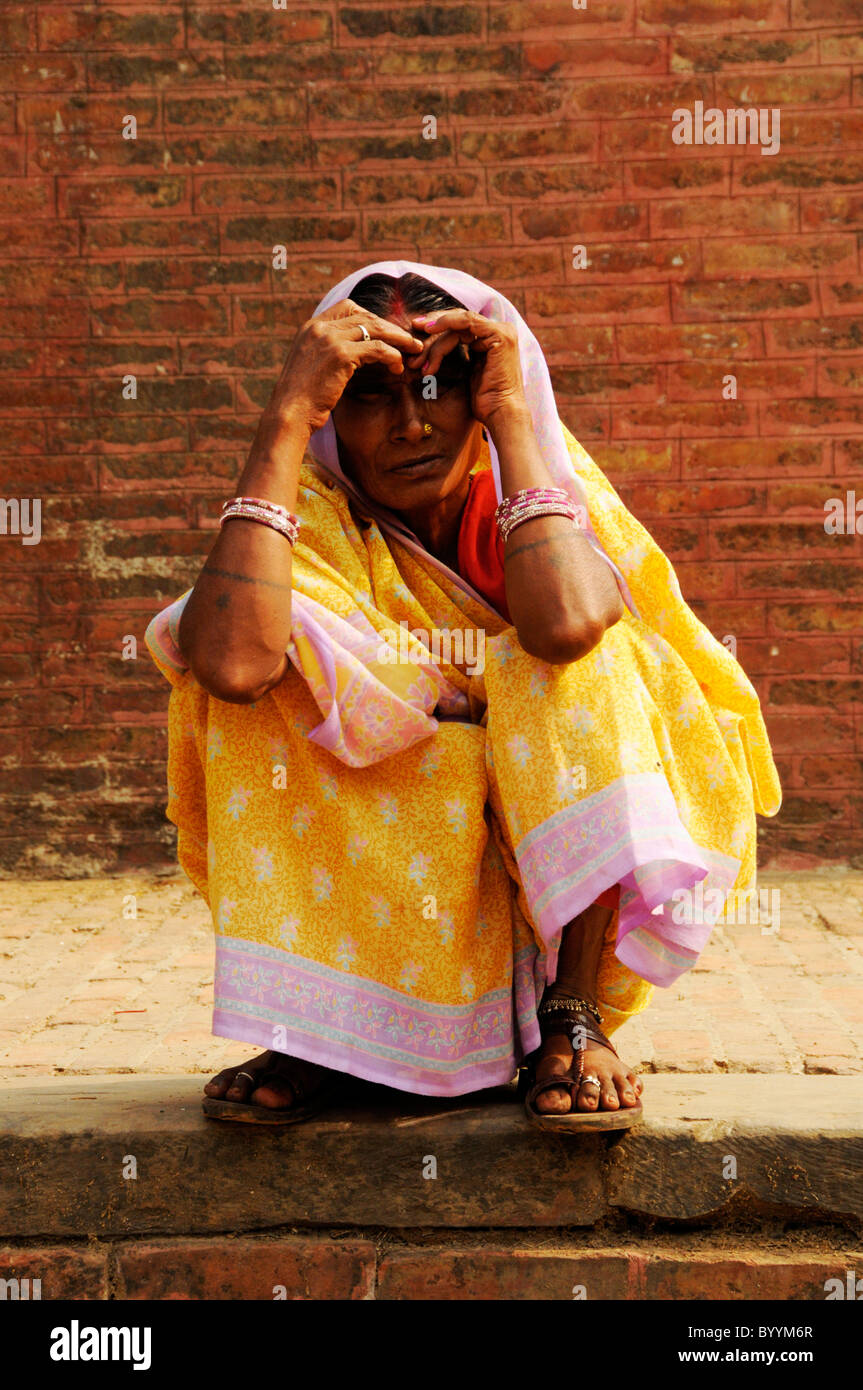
495, 488, 581, 544
219, 498, 300, 545
222, 495, 297, 521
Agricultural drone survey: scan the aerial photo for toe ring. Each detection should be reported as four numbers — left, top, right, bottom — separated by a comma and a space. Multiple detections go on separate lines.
581, 1073, 602, 1089
235, 1071, 255, 1084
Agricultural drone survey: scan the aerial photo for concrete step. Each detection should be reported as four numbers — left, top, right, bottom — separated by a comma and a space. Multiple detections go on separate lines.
1, 1073, 862, 1238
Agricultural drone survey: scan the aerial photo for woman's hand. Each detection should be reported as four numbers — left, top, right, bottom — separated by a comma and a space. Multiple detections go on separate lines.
407, 309, 527, 427
269, 299, 425, 434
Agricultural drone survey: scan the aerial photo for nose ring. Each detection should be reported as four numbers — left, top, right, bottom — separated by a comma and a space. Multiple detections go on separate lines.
423, 422, 432, 435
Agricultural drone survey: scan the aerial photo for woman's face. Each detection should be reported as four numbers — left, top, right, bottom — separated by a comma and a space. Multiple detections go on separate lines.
330, 308, 482, 516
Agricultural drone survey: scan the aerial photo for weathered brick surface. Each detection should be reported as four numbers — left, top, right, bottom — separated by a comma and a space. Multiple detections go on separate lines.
0, 1244, 107, 1300
377, 1246, 862, 1300
1, 3, 862, 870
115, 1236, 376, 1301
3, 1236, 857, 1301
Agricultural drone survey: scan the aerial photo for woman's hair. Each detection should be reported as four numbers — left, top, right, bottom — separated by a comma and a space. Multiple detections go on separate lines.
347, 271, 468, 320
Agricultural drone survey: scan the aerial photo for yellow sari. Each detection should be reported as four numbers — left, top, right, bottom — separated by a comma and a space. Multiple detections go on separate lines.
146, 425, 780, 1096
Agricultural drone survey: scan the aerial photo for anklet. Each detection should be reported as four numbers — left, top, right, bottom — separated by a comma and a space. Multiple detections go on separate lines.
539, 994, 603, 1026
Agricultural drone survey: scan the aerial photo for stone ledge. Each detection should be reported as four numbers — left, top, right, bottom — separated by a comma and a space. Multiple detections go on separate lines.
1, 1074, 861, 1238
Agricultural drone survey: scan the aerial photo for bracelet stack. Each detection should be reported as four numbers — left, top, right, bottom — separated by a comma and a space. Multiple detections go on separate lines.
219, 495, 300, 546
495, 487, 583, 544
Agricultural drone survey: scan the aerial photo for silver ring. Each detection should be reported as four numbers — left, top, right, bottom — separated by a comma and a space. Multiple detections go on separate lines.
581, 1074, 602, 1089
235, 1071, 255, 1084
357, 323, 371, 341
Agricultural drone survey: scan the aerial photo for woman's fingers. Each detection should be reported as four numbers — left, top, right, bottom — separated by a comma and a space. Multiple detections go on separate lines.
406, 328, 463, 377
321, 298, 424, 356
411, 308, 501, 347
409, 309, 514, 375
353, 337, 407, 373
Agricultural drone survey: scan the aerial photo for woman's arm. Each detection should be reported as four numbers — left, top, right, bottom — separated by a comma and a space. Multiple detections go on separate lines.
489, 403, 624, 666
177, 304, 425, 703
409, 309, 624, 666
176, 405, 309, 704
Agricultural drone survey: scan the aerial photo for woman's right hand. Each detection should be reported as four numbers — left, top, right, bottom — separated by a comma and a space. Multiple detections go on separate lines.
267, 299, 425, 434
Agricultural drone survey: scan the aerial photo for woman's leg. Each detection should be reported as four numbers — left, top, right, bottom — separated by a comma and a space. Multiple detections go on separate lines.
533, 902, 644, 1114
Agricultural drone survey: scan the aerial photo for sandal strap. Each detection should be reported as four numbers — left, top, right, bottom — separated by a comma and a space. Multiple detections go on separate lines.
525, 1070, 583, 1109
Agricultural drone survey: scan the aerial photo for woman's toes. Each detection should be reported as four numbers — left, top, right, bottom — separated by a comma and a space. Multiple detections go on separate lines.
534, 1055, 574, 1113
250, 1077, 296, 1110
224, 1071, 257, 1102
616, 1075, 638, 1107
576, 1080, 600, 1111
534, 1076, 574, 1113
204, 1069, 242, 1098
597, 1077, 619, 1109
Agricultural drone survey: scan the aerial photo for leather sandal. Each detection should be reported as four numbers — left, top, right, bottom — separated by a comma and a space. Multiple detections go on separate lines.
520, 994, 644, 1132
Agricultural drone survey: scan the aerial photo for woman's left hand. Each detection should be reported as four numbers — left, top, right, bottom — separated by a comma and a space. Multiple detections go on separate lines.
407, 309, 527, 428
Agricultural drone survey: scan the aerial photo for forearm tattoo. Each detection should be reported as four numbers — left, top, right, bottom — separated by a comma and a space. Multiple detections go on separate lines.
502, 531, 585, 571
198, 562, 294, 610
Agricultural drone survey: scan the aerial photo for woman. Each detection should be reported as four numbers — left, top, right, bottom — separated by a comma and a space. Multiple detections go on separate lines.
146, 260, 781, 1131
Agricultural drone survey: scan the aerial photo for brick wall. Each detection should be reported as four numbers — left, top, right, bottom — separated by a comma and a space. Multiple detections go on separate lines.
2, 0, 862, 875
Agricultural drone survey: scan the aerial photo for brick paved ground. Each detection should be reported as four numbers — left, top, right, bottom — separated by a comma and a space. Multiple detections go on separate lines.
0, 872, 861, 1083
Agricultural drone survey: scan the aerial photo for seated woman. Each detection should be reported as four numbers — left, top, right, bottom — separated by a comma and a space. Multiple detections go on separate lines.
146, 260, 781, 1131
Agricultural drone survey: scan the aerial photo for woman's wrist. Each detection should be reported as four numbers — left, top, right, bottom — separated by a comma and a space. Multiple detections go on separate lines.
485, 399, 558, 497
239, 404, 312, 505
484, 398, 532, 441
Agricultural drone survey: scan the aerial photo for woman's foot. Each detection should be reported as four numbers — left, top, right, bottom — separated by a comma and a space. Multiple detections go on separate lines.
204, 1050, 331, 1111
532, 994, 643, 1115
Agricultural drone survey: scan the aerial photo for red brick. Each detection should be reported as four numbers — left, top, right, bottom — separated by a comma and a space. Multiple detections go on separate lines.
643, 1254, 854, 1299
0, 55, 84, 93
703, 235, 857, 277
58, 175, 191, 217
612, 402, 755, 439
567, 76, 709, 118
0, 1246, 107, 1300
623, 481, 764, 516
650, 196, 797, 237
792, 0, 863, 23
378, 1248, 630, 1300
670, 30, 817, 70
115, 1237, 375, 1300
672, 278, 817, 321
626, 158, 731, 197
489, 2, 635, 39
638, 0, 787, 26
794, 191, 861, 232
716, 69, 849, 107
668, 360, 815, 400
523, 38, 665, 77
517, 201, 647, 243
